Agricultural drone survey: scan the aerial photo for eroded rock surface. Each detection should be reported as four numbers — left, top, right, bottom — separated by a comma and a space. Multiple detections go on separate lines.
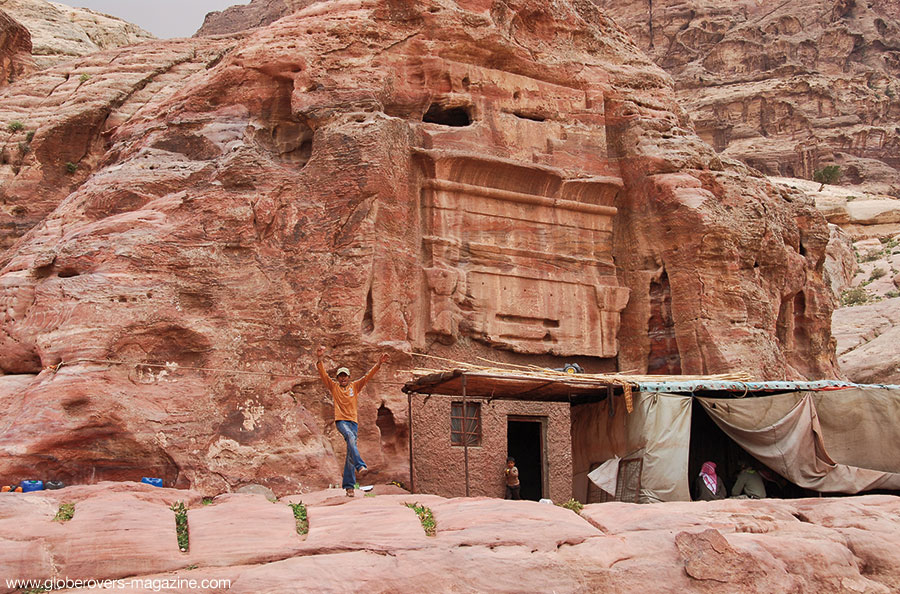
597, 0, 900, 195
0, 0, 837, 494
0, 8, 32, 86
834, 296, 900, 384
196, 0, 316, 37
0, 0, 154, 70
2, 483, 899, 593
776, 175, 900, 383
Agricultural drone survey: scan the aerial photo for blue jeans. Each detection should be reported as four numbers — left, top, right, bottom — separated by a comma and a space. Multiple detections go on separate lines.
335, 420, 366, 489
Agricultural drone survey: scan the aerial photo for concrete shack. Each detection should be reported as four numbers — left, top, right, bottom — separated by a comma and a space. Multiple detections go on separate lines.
403, 370, 900, 503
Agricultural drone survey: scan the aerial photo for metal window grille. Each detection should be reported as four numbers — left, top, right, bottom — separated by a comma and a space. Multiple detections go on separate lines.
450, 401, 481, 446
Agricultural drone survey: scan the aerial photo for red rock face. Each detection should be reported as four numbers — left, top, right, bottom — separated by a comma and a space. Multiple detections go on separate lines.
0, 0, 838, 495
0, 9, 32, 87
596, 0, 900, 195
195, 0, 316, 36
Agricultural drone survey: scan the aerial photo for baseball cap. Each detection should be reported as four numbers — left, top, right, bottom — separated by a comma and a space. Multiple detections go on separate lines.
336, 367, 350, 377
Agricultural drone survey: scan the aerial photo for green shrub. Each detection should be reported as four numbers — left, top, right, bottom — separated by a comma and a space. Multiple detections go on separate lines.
870, 267, 887, 281
405, 502, 436, 536
79, 73, 90, 82
7, 120, 24, 132
25, 130, 34, 142
861, 250, 883, 262
840, 287, 870, 306
557, 498, 584, 515
53, 503, 75, 522
18, 141, 30, 154
813, 165, 841, 189
288, 502, 308, 535
170, 501, 189, 551
886, 290, 900, 299
65, 162, 78, 174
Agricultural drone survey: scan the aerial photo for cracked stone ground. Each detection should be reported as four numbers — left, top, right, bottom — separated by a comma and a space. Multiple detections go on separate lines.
2, 482, 900, 593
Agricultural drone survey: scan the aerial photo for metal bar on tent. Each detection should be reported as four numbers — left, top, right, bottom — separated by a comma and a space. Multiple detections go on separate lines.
462, 373, 470, 497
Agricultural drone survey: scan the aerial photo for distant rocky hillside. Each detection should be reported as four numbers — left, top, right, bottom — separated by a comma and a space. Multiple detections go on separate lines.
195, 0, 315, 37
596, 0, 900, 196
0, 0, 154, 70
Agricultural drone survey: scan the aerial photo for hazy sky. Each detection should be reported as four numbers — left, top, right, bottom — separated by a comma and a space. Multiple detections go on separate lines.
65, 1, 248, 39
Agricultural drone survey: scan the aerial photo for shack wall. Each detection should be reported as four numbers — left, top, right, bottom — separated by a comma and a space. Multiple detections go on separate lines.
410, 394, 572, 502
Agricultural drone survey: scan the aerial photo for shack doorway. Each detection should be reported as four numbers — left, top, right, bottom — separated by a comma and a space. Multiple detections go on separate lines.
507, 417, 546, 501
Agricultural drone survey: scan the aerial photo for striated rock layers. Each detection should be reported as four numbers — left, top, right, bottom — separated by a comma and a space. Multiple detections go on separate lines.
0, 0, 838, 495
596, 0, 900, 195
0, 0, 154, 70
0, 8, 32, 86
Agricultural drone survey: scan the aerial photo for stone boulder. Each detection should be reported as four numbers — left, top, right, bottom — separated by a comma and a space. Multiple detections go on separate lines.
0, 0, 154, 70
834, 296, 900, 384
0, 0, 838, 495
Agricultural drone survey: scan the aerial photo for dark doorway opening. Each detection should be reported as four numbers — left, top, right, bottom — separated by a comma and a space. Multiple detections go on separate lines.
507, 418, 545, 501
689, 401, 813, 499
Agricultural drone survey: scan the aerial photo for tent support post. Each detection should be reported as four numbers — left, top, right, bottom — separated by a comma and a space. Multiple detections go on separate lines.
463, 373, 470, 497
408, 390, 414, 493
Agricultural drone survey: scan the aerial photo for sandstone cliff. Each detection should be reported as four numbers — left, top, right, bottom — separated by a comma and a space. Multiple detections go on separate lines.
595, 0, 900, 195
0, 8, 32, 86
0, 0, 154, 70
0, 0, 838, 494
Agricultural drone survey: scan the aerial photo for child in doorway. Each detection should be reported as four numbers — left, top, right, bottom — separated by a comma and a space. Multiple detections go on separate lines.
504, 456, 520, 500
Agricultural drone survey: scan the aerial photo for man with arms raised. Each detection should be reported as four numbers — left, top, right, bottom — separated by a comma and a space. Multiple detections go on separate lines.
316, 345, 389, 497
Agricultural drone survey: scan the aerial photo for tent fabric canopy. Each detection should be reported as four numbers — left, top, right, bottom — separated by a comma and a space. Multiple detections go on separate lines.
598, 388, 900, 502
698, 389, 900, 493
625, 393, 692, 503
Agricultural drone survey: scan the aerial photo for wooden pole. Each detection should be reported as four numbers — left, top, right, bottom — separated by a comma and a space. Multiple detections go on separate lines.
462, 373, 470, 497
408, 390, 414, 493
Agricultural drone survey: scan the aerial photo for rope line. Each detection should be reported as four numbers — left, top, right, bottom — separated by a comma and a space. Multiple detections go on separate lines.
47, 358, 409, 386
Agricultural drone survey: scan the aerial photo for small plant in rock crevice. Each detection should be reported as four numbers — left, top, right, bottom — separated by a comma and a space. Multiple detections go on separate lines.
65, 161, 78, 174
288, 502, 308, 535
7, 120, 24, 132
870, 267, 887, 281
170, 501, 189, 552
557, 498, 584, 515
53, 503, 75, 522
405, 502, 436, 536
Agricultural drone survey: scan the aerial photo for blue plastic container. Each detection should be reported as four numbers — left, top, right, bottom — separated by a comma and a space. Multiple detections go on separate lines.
141, 477, 163, 487
20, 480, 44, 492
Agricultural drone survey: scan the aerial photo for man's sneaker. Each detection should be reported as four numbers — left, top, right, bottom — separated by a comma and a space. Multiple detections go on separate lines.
346, 488, 355, 497
357, 466, 369, 479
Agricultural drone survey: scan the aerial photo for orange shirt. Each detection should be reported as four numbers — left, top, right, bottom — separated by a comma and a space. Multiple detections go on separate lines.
316, 360, 381, 423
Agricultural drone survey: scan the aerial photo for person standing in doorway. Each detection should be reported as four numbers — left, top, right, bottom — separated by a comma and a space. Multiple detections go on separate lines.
504, 456, 520, 500
316, 345, 389, 497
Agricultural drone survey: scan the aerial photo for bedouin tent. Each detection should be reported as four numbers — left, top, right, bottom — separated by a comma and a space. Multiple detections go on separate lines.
601, 386, 900, 503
